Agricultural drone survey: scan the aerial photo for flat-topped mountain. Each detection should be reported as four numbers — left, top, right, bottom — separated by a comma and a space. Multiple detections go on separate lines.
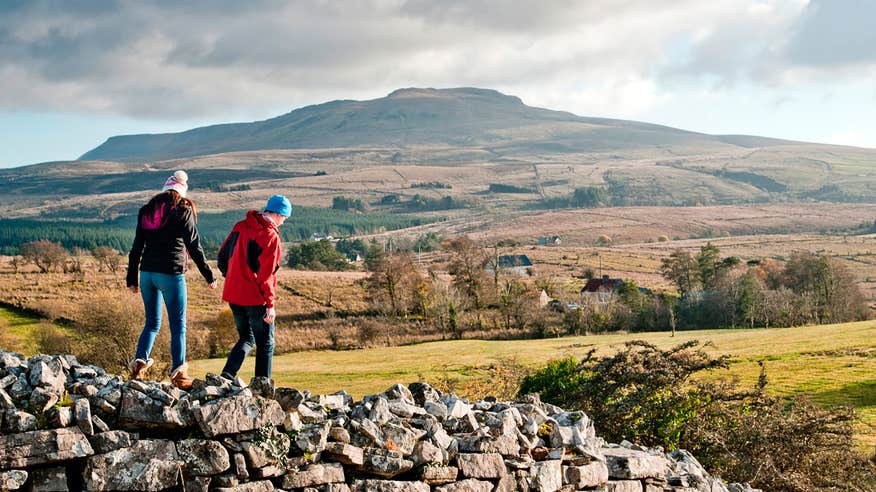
80, 87, 765, 163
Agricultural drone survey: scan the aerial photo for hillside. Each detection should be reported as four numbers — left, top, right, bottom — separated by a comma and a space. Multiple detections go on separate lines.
1, 87, 875, 245
79, 87, 738, 163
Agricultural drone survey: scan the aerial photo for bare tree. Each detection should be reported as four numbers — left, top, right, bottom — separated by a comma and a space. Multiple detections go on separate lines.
20, 240, 68, 273
92, 246, 122, 273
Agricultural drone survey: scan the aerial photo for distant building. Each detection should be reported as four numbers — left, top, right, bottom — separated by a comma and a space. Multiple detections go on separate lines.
309, 233, 335, 242
580, 275, 651, 310
538, 235, 562, 246
487, 254, 533, 276
580, 275, 624, 308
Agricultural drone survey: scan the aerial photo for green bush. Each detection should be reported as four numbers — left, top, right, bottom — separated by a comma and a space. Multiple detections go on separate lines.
287, 240, 351, 271
519, 341, 876, 490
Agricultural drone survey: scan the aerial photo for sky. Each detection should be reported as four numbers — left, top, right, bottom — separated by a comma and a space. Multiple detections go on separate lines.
1, 0, 875, 168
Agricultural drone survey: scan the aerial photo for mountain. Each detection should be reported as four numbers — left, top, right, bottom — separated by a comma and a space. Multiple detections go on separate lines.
80, 87, 751, 163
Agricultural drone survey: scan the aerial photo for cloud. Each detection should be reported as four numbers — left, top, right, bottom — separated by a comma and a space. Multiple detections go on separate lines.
785, 0, 876, 66
0, 0, 871, 122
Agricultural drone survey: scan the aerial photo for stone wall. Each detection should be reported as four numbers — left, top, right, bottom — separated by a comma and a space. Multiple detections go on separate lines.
0, 351, 760, 492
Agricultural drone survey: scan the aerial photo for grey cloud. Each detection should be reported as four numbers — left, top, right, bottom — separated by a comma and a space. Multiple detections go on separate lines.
785, 0, 876, 66
2, 0, 870, 121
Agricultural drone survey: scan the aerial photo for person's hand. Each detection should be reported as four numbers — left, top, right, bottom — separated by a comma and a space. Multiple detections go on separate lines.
128, 285, 138, 294
264, 307, 276, 324
208, 280, 218, 290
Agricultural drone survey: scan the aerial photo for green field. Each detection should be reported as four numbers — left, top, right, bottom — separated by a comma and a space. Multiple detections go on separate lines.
191, 321, 876, 447
0, 305, 52, 355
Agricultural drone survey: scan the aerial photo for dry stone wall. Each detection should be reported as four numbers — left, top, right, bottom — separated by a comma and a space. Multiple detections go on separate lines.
0, 350, 760, 492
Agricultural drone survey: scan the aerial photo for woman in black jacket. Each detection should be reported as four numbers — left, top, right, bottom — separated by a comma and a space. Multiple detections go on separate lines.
126, 171, 217, 389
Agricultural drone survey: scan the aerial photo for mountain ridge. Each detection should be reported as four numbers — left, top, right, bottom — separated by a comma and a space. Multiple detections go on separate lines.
80, 87, 769, 163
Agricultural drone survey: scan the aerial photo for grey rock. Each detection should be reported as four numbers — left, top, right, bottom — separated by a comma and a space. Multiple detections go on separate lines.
0, 388, 14, 409
528, 460, 562, 492
418, 465, 458, 485
319, 392, 350, 410
9, 374, 32, 401
424, 401, 449, 420
0, 427, 94, 468
281, 462, 345, 488
29, 357, 66, 394
73, 365, 99, 380
0, 373, 18, 389
383, 383, 414, 404
387, 399, 423, 418
213, 474, 239, 488
83, 439, 180, 491
457, 434, 519, 457
293, 421, 331, 454
233, 452, 249, 479
274, 387, 306, 411
380, 422, 420, 455
329, 425, 351, 443
435, 478, 493, 492
283, 409, 303, 432
148, 388, 176, 406
455, 453, 506, 479
361, 448, 414, 478
75, 397, 94, 436
445, 397, 473, 419
48, 406, 75, 428
411, 439, 444, 465
89, 430, 135, 453
214, 479, 275, 491
178, 438, 231, 476
603, 447, 669, 480
193, 394, 285, 437
92, 415, 110, 433
96, 398, 116, 414
323, 442, 365, 466
3, 409, 37, 433
564, 461, 609, 488
369, 397, 392, 423
601, 479, 645, 491
118, 387, 193, 431
30, 386, 60, 413
352, 479, 430, 492
29, 466, 68, 492
184, 476, 211, 492
408, 381, 441, 406
0, 470, 28, 491
250, 464, 285, 478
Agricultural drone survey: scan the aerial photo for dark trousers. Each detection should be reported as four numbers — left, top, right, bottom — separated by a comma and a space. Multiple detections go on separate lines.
221, 303, 275, 378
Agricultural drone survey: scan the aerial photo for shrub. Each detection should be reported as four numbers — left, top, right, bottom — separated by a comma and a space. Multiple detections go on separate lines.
287, 240, 351, 271
71, 289, 171, 376
519, 341, 876, 490
208, 308, 237, 357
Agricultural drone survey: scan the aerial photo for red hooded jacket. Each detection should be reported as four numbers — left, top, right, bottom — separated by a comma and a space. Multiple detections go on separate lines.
217, 211, 282, 308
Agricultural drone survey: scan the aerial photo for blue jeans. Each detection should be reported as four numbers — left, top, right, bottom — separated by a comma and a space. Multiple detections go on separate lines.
222, 304, 275, 378
135, 271, 187, 371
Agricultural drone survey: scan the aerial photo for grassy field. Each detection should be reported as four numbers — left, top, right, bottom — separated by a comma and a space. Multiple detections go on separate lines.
0, 305, 53, 355
190, 320, 876, 448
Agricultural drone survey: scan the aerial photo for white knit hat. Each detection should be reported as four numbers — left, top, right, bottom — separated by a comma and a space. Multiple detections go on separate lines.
161, 170, 189, 197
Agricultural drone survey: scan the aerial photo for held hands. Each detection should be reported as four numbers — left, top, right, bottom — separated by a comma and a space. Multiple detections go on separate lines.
128, 286, 138, 294
264, 307, 276, 324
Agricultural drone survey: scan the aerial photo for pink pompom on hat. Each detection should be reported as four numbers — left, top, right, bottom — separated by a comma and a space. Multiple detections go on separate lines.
162, 170, 189, 197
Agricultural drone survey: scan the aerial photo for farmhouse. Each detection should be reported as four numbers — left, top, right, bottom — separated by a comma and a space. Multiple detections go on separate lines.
580, 275, 624, 308
538, 235, 562, 246
487, 254, 533, 276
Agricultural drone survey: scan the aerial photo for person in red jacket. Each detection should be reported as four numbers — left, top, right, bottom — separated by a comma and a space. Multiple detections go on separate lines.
217, 195, 291, 379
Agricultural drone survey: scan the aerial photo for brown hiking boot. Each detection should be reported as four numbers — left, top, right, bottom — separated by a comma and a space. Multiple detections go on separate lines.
170, 363, 193, 390
128, 358, 154, 380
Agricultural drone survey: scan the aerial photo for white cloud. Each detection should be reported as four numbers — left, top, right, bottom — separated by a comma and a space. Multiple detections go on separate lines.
0, 0, 872, 128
